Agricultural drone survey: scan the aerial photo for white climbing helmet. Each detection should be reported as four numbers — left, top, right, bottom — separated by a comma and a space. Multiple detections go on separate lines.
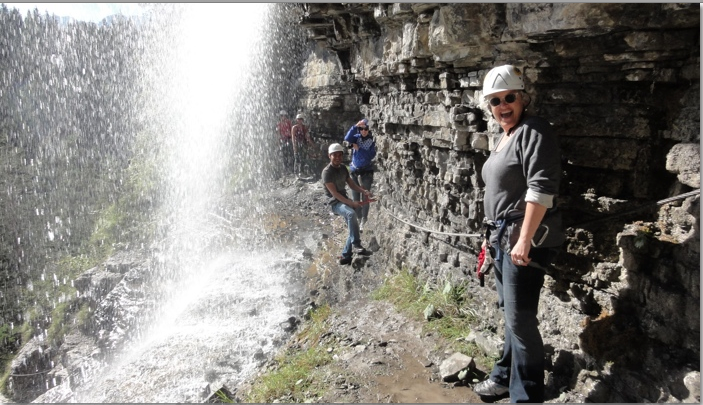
328, 143, 344, 154
279, 110, 287, 116
296, 113, 304, 120
483, 65, 525, 98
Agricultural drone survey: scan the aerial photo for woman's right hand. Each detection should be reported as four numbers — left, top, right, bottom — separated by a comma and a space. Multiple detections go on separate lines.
356, 120, 366, 127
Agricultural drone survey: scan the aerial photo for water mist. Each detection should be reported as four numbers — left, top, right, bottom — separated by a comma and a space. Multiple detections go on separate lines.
1, 3, 311, 402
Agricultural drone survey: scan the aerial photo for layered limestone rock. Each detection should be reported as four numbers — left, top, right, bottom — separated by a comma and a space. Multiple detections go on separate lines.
294, 3, 700, 402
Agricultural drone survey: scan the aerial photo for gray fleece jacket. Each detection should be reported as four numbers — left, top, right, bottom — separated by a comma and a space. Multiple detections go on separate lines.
481, 115, 564, 247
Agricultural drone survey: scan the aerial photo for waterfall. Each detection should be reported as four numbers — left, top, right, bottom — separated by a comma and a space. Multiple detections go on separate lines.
0, 3, 311, 402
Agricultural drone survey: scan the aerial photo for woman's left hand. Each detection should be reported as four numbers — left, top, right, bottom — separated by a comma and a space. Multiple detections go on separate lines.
510, 238, 532, 266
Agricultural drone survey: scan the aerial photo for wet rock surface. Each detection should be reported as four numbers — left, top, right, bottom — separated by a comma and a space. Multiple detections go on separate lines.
11, 175, 328, 403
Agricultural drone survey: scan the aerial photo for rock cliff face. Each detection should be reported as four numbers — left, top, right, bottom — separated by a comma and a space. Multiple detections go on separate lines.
294, 3, 699, 402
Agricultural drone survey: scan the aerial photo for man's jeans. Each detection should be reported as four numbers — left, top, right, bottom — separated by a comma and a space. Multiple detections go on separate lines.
331, 202, 361, 259
350, 170, 373, 222
489, 243, 553, 403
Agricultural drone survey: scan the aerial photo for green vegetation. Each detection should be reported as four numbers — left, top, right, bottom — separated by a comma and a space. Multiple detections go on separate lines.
373, 268, 492, 365
0, 362, 12, 399
0, 325, 19, 354
87, 204, 122, 260
0, 147, 162, 397
213, 388, 234, 403
244, 305, 334, 403
45, 302, 72, 347
19, 237, 111, 346
0, 324, 20, 389
75, 303, 92, 332
633, 224, 655, 250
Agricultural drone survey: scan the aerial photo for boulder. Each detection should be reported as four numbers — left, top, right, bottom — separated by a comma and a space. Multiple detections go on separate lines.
665, 143, 700, 188
439, 352, 476, 382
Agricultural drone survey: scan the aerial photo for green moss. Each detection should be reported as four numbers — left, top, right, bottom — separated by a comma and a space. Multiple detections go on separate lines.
75, 303, 92, 331
46, 302, 72, 347
0, 325, 18, 352
0, 360, 12, 398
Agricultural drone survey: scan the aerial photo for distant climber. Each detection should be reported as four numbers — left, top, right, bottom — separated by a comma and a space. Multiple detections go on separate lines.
291, 113, 318, 176
277, 110, 293, 172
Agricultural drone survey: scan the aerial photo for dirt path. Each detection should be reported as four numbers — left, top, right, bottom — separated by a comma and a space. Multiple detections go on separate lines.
258, 175, 495, 404
314, 299, 486, 404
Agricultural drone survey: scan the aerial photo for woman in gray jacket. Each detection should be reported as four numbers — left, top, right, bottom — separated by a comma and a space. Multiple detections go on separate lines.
473, 65, 565, 403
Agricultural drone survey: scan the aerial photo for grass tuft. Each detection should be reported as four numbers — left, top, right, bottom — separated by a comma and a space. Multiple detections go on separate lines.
244, 305, 334, 403
373, 267, 491, 364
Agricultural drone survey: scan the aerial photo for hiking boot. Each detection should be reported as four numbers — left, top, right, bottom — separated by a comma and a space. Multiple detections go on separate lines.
473, 379, 509, 397
352, 245, 371, 255
339, 256, 352, 265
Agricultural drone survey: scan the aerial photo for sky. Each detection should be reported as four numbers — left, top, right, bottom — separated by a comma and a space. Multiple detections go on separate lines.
3, 3, 145, 22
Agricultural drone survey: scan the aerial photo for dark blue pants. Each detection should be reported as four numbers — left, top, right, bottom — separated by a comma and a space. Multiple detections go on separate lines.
489, 243, 554, 403
331, 202, 361, 259
350, 170, 373, 222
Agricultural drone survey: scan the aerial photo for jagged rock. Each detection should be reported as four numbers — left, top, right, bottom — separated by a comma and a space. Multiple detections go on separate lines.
10, 252, 162, 402
666, 143, 700, 188
8, 338, 54, 402
439, 352, 476, 382
681, 370, 701, 403
465, 330, 503, 359
367, 236, 381, 252
302, 248, 313, 258
30, 381, 73, 403
280, 316, 300, 332
205, 385, 236, 403
73, 265, 125, 303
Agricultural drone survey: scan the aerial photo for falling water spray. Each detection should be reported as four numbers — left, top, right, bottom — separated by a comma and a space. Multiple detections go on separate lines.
1, 3, 311, 402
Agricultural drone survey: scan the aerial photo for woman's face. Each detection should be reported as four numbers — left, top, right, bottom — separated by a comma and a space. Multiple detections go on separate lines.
488, 90, 526, 133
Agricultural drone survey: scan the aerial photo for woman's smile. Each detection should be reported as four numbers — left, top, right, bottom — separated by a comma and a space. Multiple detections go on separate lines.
490, 91, 523, 132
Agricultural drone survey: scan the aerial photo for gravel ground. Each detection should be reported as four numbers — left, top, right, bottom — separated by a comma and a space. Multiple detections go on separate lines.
235, 173, 493, 403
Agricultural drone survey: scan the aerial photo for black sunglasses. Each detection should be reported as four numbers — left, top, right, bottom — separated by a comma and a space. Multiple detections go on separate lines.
359, 127, 369, 131
489, 93, 518, 107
